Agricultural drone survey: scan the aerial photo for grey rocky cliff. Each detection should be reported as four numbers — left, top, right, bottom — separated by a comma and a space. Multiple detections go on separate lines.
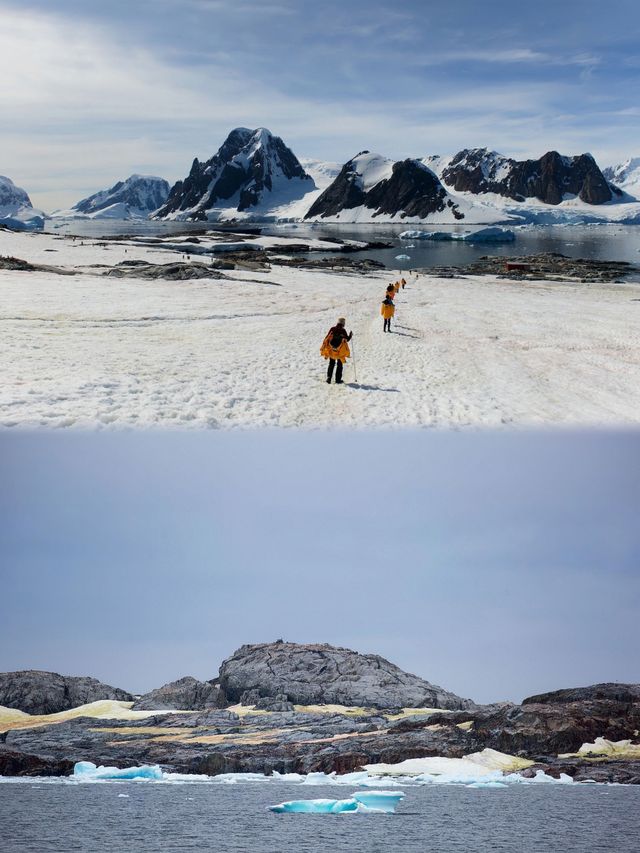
132, 676, 227, 711
441, 148, 612, 205
0, 670, 132, 715
217, 640, 475, 710
522, 683, 640, 705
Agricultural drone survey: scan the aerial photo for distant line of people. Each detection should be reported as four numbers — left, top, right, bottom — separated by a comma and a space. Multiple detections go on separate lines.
320, 275, 408, 384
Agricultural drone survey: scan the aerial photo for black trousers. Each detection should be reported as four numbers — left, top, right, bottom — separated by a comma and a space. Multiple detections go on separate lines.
383, 318, 391, 332
327, 359, 343, 382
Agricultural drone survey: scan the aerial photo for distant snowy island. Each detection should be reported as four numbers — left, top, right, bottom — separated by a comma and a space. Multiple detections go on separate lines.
3, 127, 640, 230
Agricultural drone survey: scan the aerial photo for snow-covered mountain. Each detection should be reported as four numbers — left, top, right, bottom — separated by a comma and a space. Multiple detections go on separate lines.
434, 148, 613, 205
304, 151, 474, 223
0, 176, 46, 230
156, 127, 316, 221
52, 175, 170, 220
603, 158, 640, 199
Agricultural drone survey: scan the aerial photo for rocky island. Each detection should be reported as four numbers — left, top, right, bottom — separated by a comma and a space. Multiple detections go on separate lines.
1, 641, 638, 784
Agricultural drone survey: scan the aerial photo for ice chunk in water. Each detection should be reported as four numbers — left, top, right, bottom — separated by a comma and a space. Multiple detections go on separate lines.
269, 790, 404, 814
73, 761, 163, 781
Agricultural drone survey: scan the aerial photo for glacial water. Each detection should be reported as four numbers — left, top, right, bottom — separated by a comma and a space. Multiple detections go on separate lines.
1, 780, 639, 852
43, 220, 640, 275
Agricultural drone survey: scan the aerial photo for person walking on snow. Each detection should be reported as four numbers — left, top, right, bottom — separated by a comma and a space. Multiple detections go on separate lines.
386, 283, 396, 300
321, 317, 353, 384
381, 295, 395, 332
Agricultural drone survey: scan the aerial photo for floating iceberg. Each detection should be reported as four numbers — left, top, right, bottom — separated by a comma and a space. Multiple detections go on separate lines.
395, 254, 411, 260
269, 790, 404, 814
73, 761, 163, 781
398, 227, 515, 243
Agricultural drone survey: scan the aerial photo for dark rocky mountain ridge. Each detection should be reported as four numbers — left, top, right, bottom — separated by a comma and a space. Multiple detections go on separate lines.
440, 147, 613, 205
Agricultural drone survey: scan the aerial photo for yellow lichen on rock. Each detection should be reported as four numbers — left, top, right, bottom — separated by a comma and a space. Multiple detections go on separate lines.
559, 737, 640, 759
0, 700, 192, 733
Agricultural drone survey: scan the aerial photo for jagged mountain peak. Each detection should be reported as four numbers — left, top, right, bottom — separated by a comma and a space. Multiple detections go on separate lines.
156, 126, 313, 220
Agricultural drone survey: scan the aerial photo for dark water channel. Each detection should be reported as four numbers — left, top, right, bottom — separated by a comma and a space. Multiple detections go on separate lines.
2, 780, 639, 852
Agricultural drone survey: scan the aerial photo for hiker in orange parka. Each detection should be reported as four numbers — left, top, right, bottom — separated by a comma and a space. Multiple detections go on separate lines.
386, 283, 396, 300
394, 281, 401, 294
320, 317, 353, 384
401, 277, 406, 289
381, 295, 395, 333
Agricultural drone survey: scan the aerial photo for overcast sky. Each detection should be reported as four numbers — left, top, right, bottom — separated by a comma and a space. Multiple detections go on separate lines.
2, 0, 639, 210
1, 430, 638, 705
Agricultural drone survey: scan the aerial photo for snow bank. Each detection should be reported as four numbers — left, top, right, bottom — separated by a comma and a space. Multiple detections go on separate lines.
269, 790, 404, 814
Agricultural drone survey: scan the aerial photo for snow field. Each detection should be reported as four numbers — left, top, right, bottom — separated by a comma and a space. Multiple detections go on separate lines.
1, 231, 639, 429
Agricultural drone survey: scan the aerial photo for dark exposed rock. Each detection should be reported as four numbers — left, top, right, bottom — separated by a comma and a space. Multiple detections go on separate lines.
156, 128, 313, 219
440, 252, 635, 283
522, 683, 640, 705
0, 255, 38, 271
0, 745, 74, 777
103, 261, 228, 280
218, 641, 475, 710
132, 677, 227, 711
442, 148, 612, 205
0, 670, 132, 715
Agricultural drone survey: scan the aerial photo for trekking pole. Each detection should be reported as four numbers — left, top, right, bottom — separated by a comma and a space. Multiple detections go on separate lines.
351, 337, 357, 383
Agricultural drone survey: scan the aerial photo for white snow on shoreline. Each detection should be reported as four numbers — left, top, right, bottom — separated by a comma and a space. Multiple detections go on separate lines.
1, 230, 639, 430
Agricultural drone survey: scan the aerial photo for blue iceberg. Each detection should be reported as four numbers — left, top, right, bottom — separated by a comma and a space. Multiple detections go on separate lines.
73, 761, 164, 781
269, 790, 404, 814
398, 227, 515, 243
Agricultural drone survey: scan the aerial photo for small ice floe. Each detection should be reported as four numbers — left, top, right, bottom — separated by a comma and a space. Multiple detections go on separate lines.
395, 254, 411, 260
269, 790, 404, 814
117, 793, 130, 798
73, 761, 163, 781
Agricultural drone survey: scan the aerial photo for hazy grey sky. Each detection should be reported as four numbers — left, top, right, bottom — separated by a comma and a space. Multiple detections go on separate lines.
2, 0, 639, 210
1, 430, 638, 705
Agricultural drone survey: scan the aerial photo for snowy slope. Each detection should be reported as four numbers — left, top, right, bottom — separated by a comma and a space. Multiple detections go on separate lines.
2, 229, 640, 429
52, 175, 170, 220
0, 176, 46, 230
603, 158, 640, 200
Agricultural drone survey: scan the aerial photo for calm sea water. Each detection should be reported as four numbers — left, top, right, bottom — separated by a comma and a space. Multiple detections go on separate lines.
1, 781, 639, 852
44, 220, 640, 275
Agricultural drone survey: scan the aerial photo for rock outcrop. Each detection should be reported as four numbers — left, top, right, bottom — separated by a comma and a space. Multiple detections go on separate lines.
440, 148, 612, 205
3, 689, 639, 782
305, 152, 464, 221
0, 670, 132, 715
217, 640, 474, 710
132, 676, 227, 711
156, 127, 313, 220
522, 683, 640, 705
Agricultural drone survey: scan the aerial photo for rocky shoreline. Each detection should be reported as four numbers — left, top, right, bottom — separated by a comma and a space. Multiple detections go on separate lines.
1, 643, 638, 783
